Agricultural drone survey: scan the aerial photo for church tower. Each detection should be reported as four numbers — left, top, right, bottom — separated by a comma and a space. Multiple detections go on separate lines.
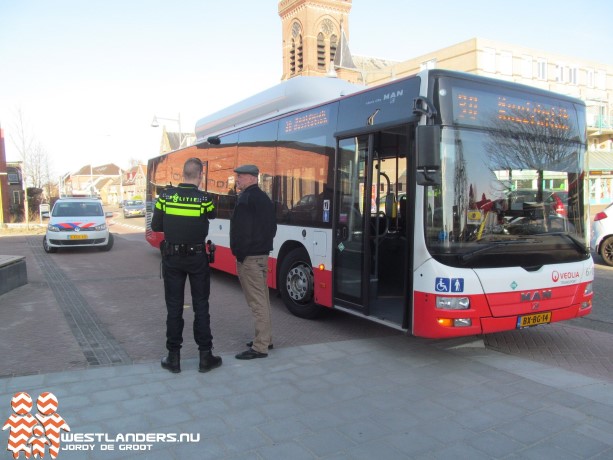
278, 0, 353, 80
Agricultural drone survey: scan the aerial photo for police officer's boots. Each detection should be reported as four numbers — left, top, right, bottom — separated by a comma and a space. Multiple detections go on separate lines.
161, 351, 181, 373
199, 350, 222, 373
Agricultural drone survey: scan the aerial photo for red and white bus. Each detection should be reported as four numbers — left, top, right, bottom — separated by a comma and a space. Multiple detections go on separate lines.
146, 69, 593, 338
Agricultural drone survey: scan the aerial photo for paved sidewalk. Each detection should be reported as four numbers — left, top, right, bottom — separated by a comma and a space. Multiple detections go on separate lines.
1, 336, 612, 459
1, 231, 612, 458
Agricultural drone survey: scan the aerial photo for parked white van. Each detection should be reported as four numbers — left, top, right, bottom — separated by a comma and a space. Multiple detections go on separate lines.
43, 198, 114, 253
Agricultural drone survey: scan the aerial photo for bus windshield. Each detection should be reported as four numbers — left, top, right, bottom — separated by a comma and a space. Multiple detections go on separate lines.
424, 126, 589, 268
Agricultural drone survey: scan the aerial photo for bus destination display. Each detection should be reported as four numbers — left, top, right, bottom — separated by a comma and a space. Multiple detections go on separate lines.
452, 88, 573, 132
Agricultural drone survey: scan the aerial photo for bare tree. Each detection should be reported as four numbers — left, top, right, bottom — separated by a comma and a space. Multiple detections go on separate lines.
9, 108, 55, 223
28, 142, 52, 189
484, 104, 579, 200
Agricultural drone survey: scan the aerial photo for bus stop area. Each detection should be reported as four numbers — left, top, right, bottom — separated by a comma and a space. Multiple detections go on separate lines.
0, 232, 611, 459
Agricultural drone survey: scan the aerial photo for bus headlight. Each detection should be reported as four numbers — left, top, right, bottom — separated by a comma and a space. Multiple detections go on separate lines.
436, 296, 470, 310
584, 282, 593, 296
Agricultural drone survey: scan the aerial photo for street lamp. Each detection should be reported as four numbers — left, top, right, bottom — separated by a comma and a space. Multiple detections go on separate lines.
151, 114, 184, 148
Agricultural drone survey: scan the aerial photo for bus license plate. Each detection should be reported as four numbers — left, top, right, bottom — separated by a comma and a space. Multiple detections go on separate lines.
69, 235, 88, 240
517, 312, 551, 328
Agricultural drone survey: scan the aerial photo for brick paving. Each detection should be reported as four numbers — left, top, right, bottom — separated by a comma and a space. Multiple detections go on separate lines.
484, 323, 613, 383
0, 230, 612, 458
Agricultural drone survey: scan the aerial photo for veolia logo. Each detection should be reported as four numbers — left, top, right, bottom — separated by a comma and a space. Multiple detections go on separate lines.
552, 270, 580, 283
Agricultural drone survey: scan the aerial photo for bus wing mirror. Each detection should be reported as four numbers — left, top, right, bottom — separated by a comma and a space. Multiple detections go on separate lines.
416, 125, 441, 185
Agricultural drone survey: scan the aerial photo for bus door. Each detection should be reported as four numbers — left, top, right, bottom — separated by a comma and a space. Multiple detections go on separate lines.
334, 130, 410, 327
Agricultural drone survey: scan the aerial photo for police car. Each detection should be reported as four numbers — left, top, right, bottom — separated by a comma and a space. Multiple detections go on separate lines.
43, 197, 114, 253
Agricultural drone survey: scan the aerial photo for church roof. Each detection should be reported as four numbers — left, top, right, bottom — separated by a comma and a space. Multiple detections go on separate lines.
351, 55, 400, 74
333, 27, 356, 70
331, 24, 399, 76
73, 163, 121, 176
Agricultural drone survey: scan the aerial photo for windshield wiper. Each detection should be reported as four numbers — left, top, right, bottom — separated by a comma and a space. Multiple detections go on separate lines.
545, 232, 589, 254
459, 238, 537, 263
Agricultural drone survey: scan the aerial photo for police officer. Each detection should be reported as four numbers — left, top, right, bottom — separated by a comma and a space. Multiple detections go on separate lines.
230, 164, 277, 359
151, 157, 222, 373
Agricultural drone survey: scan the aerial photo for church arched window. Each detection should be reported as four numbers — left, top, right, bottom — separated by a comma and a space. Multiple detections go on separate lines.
290, 21, 303, 75
317, 33, 326, 70
330, 34, 338, 65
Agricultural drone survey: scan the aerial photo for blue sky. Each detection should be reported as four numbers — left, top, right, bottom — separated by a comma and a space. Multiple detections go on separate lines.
1, 0, 611, 176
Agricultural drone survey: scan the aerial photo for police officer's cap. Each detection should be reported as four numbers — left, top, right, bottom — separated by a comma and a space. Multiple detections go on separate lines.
234, 164, 259, 176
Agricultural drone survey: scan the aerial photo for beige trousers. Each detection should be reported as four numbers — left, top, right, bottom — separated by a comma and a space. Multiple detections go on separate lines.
237, 255, 272, 353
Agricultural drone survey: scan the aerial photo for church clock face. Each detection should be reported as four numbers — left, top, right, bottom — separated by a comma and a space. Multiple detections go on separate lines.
321, 18, 334, 36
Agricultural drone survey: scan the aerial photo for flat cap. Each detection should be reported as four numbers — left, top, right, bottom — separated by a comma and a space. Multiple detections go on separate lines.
234, 164, 259, 176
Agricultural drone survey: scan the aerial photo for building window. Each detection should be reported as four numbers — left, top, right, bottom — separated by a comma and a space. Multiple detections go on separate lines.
317, 33, 325, 69
7, 172, 20, 184
499, 51, 512, 75
568, 66, 577, 85
596, 69, 606, 89
290, 22, 303, 75
586, 68, 595, 88
330, 34, 337, 66
555, 64, 565, 82
521, 55, 532, 79
290, 39, 296, 74
12, 190, 20, 205
297, 35, 303, 72
537, 58, 547, 80
483, 47, 495, 73
290, 36, 303, 74
317, 17, 338, 73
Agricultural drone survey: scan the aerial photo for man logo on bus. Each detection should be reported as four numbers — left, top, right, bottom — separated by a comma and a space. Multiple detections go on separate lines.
383, 90, 403, 104
3, 392, 70, 459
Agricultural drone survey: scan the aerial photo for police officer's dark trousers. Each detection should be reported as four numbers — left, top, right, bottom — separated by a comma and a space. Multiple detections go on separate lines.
162, 252, 213, 352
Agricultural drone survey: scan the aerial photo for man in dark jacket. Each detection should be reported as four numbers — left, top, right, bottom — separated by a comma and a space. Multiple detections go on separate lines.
230, 164, 277, 359
151, 157, 222, 374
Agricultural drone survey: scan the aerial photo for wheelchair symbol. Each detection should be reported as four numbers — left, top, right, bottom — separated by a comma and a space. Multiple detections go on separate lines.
435, 277, 450, 292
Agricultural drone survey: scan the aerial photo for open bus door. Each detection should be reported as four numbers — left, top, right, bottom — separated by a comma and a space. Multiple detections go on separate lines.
333, 128, 412, 329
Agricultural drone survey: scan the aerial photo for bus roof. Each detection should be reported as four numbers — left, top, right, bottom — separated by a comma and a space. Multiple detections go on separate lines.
194, 76, 365, 143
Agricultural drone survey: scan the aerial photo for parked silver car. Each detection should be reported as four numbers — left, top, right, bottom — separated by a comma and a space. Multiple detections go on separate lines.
591, 202, 613, 266
122, 200, 145, 218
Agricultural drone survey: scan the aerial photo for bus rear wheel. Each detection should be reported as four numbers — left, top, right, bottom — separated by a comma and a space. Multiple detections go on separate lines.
279, 247, 321, 319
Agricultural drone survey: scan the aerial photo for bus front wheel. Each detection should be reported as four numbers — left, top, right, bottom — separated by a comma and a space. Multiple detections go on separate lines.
279, 248, 321, 319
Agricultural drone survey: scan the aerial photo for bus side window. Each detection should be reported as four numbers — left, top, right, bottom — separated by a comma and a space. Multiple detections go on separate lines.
214, 194, 237, 219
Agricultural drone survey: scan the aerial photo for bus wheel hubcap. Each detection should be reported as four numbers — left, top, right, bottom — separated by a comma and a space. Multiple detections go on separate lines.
287, 265, 311, 302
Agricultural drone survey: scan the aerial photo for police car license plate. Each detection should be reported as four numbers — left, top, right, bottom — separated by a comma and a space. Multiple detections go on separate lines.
69, 235, 88, 240
517, 312, 551, 328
